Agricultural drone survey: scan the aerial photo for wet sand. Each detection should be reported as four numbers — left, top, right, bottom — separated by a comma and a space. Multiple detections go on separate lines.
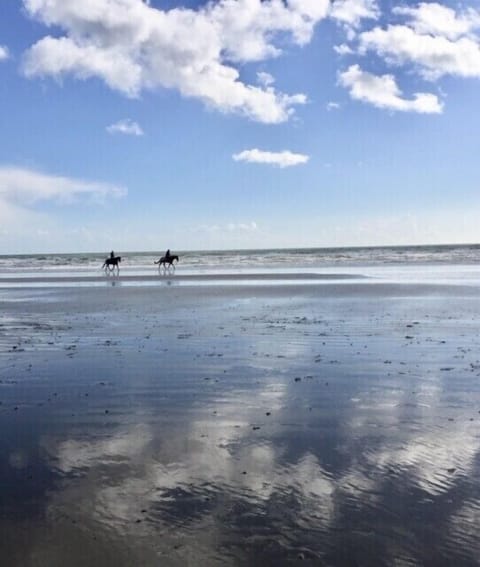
1, 280, 480, 566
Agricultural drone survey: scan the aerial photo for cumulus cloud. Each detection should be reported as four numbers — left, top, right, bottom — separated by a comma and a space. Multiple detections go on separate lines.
334, 42, 354, 55
338, 64, 443, 113
393, 3, 480, 41
0, 166, 127, 205
233, 148, 310, 167
21, 0, 330, 123
257, 71, 275, 87
330, 0, 380, 29
21, 1, 480, 119
107, 118, 144, 136
358, 3, 480, 80
0, 45, 9, 61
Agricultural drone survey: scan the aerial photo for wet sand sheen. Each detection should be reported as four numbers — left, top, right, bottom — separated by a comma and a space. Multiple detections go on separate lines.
1, 281, 480, 566
0, 272, 365, 284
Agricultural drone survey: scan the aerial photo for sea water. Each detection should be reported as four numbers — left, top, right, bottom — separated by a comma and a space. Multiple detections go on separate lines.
0, 244, 479, 286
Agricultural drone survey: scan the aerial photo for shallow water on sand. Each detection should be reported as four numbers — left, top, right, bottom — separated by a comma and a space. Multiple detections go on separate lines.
1, 284, 480, 566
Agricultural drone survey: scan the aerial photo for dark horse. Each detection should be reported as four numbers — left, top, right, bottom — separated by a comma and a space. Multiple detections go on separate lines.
102, 256, 121, 272
155, 254, 179, 270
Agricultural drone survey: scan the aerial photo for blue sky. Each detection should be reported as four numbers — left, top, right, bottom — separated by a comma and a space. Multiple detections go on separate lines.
1, 0, 480, 253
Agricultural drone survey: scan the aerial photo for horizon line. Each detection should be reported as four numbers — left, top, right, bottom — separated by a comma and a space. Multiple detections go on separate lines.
2, 241, 480, 257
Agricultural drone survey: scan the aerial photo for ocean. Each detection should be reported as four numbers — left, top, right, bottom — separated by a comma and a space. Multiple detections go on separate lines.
1, 244, 480, 286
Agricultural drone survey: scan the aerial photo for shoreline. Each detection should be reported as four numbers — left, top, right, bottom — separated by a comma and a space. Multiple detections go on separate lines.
1, 279, 480, 299
0, 271, 366, 285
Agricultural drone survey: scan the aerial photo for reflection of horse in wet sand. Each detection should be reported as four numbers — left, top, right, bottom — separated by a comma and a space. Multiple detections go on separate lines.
102, 256, 121, 272
155, 254, 179, 271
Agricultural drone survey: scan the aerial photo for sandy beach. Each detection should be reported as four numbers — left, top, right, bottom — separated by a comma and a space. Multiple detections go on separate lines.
4, 0, 480, 562
1, 274, 480, 566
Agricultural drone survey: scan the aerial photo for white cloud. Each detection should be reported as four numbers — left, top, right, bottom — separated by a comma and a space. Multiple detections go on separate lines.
233, 148, 310, 167
21, 0, 329, 123
338, 64, 443, 113
360, 25, 480, 80
210, 0, 329, 62
334, 42, 354, 55
0, 45, 9, 61
330, 0, 380, 29
257, 71, 275, 87
107, 118, 144, 136
197, 221, 258, 233
359, 4, 480, 80
326, 101, 340, 110
227, 221, 258, 232
393, 3, 480, 41
0, 166, 127, 253
0, 165, 127, 205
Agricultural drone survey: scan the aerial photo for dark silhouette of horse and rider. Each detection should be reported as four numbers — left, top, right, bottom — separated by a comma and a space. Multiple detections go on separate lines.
102, 249, 179, 273
102, 250, 121, 272
155, 249, 179, 270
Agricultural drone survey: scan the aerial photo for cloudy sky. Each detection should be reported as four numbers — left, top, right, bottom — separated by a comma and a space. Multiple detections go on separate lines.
1, 0, 480, 253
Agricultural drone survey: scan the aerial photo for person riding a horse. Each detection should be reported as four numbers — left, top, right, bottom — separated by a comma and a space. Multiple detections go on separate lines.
155, 248, 179, 270
103, 250, 121, 271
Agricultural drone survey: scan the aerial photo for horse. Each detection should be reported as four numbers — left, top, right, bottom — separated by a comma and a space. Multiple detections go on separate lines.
155, 254, 179, 271
102, 256, 121, 272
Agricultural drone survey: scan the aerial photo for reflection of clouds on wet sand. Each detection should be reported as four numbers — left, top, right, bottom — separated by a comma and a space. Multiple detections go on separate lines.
6, 287, 480, 565
370, 424, 479, 496
40, 379, 338, 563
344, 370, 480, 497
91, 444, 335, 526
39, 350, 480, 565
52, 425, 153, 473
448, 499, 480, 556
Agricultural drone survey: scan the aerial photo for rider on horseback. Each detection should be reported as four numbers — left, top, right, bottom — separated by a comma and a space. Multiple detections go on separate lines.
154, 249, 178, 269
